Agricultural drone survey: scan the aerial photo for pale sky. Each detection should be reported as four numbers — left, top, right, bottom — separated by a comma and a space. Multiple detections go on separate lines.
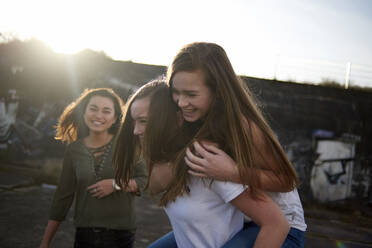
1, 0, 372, 87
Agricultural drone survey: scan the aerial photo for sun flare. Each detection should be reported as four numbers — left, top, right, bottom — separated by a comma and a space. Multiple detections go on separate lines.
2, 0, 137, 55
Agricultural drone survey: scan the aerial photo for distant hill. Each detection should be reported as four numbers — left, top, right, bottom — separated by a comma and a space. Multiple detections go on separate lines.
0, 39, 167, 105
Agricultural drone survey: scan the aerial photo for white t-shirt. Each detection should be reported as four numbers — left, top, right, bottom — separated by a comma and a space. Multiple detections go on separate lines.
165, 176, 245, 248
266, 189, 307, 231
243, 189, 307, 231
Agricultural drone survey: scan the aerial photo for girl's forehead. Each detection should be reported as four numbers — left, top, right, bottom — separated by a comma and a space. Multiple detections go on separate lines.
131, 96, 151, 118
87, 95, 114, 108
172, 70, 206, 90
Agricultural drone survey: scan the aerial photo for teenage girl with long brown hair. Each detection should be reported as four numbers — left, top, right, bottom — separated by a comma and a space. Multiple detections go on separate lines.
144, 42, 305, 247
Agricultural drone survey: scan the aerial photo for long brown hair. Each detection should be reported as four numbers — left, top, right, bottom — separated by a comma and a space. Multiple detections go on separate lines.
160, 42, 298, 205
55, 88, 124, 144
113, 80, 185, 189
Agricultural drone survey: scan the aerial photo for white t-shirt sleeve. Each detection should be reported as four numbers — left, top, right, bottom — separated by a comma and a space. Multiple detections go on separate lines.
211, 180, 246, 203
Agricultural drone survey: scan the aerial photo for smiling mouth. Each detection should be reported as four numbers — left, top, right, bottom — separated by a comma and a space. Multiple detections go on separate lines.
182, 109, 195, 114
92, 121, 104, 125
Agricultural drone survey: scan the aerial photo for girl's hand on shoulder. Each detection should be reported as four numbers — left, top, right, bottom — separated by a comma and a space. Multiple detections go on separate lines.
87, 179, 115, 199
185, 141, 239, 182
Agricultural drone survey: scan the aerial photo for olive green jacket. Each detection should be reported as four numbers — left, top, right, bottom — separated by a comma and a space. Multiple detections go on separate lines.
49, 139, 147, 231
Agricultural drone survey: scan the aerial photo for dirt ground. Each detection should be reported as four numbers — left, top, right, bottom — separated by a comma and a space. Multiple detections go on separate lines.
1, 162, 372, 248
0, 162, 172, 248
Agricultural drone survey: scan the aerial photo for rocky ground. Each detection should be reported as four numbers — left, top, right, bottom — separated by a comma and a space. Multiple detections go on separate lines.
1, 162, 372, 248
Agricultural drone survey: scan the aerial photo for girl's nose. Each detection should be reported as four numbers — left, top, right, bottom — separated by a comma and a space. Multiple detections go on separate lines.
133, 124, 143, 136
177, 95, 188, 108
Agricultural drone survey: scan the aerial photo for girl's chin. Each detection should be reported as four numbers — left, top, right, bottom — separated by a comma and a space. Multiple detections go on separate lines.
183, 113, 199, 122
184, 117, 197, 123
88, 128, 109, 134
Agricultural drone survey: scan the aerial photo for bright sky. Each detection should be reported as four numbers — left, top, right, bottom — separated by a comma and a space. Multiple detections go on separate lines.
1, 0, 372, 87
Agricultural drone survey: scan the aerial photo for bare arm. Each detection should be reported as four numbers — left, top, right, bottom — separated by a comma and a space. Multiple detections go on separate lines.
246, 120, 293, 192
148, 162, 174, 195
131, 159, 148, 194
40, 220, 61, 248
230, 190, 290, 248
216, 163, 290, 192
125, 179, 140, 192
254, 169, 290, 192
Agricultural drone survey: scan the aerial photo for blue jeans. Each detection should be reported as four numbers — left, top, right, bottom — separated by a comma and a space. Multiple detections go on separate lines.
148, 232, 178, 248
222, 222, 305, 248
147, 222, 305, 248
74, 227, 135, 248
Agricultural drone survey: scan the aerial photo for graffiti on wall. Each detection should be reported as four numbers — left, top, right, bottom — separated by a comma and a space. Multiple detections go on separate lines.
285, 137, 314, 200
309, 130, 371, 202
0, 89, 63, 162
285, 129, 371, 203
310, 139, 355, 202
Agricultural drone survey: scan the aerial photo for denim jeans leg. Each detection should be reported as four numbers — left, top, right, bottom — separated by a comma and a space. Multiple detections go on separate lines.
74, 229, 95, 248
221, 222, 306, 248
282, 228, 305, 248
100, 229, 135, 248
147, 231, 178, 248
74, 228, 135, 248
222, 222, 259, 248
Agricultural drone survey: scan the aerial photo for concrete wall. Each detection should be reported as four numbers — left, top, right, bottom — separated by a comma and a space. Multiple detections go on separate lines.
243, 77, 372, 203
2, 71, 372, 204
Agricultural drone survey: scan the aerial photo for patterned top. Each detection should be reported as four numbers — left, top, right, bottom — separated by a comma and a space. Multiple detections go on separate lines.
49, 138, 147, 231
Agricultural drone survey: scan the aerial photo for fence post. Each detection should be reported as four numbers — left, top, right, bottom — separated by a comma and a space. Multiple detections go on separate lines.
345, 62, 351, 89
274, 54, 280, 80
